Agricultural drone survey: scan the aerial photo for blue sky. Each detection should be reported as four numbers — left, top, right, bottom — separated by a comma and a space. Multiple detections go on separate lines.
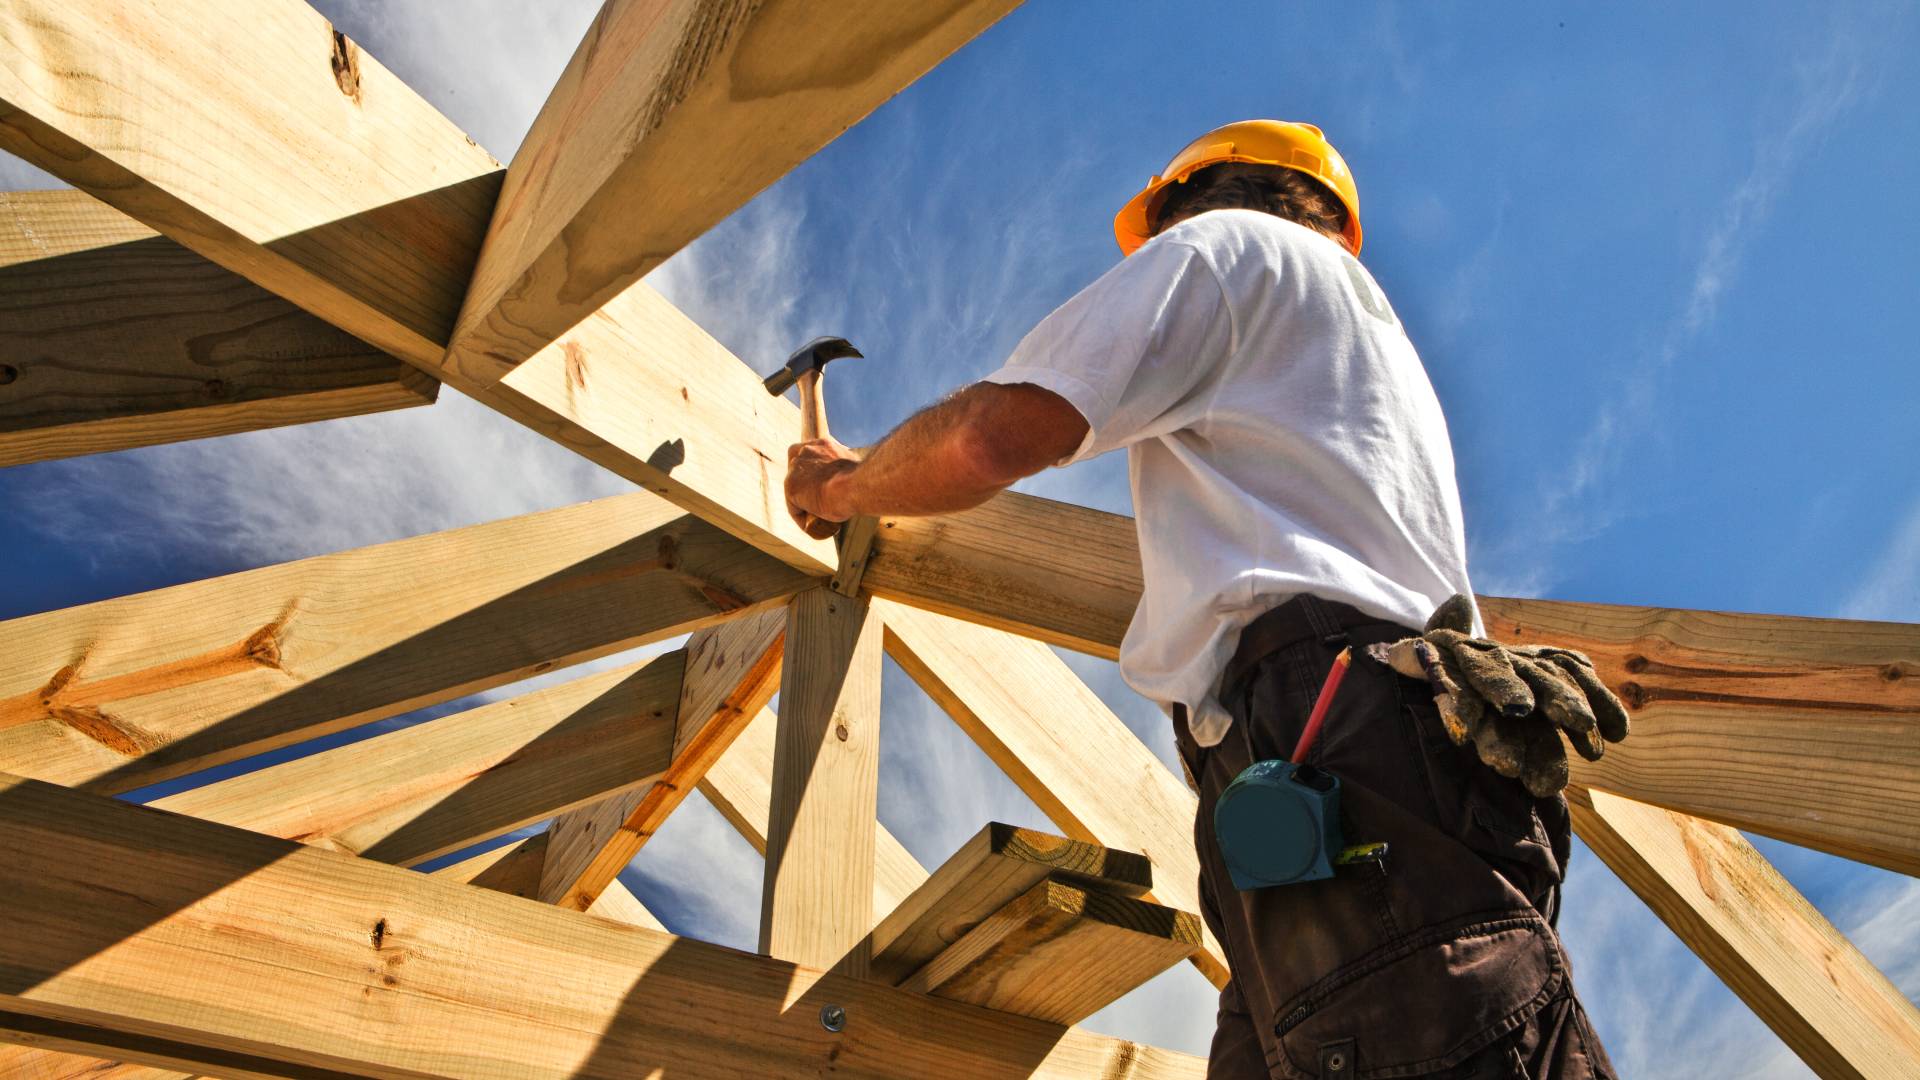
3, 1, 1916, 1073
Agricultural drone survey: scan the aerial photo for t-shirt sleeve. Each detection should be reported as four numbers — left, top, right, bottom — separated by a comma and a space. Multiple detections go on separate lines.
980, 238, 1235, 464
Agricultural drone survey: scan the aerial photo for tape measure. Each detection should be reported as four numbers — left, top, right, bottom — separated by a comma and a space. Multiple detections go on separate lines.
1212, 645, 1386, 890
1214, 759, 1343, 889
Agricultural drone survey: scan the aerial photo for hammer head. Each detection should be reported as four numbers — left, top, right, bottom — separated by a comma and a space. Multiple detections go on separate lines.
763, 336, 863, 397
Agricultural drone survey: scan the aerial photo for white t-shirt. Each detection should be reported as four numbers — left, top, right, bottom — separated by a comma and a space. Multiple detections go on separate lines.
983, 209, 1476, 746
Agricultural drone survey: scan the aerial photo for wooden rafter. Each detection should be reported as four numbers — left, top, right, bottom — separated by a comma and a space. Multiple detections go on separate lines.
0, 491, 804, 792
0, 0, 501, 368
0, 0, 836, 571
0, 189, 433, 468
0, 773, 1203, 1079
445, 0, 1025, 386
2, 0, 1914, 1072
1571, 788, 1920, 1078
0, 1, 1035, 576
437, 833, 666, 930
538, 606, 786, 911
868, 492, 1920, 875
151, 651, 685, 867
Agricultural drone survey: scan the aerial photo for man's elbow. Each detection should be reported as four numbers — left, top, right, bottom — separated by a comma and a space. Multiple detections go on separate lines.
956, 384, 1089, 486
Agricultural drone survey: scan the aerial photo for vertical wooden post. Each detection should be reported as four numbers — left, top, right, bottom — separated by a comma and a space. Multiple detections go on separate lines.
761, 586, 883, 976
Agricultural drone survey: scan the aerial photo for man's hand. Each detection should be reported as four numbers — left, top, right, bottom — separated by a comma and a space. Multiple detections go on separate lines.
786, 436, 861, 539
782, 382, 1088, 536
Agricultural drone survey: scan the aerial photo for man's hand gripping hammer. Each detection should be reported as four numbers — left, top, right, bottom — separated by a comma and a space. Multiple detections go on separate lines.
765, 337, 879, 595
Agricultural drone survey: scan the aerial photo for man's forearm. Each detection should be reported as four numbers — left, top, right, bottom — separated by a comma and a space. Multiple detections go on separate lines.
825, 382, 1088, 518
832, 387, 1020, 517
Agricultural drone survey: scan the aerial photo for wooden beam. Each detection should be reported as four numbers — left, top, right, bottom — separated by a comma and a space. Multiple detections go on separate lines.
444, 0, 1023, 385
0, 1047, 190, 1080
481, 284, 837, 572
0, 773, 1203, 1079
0, 189, 433, 467
0, 0, 501, 369
869, 493, 1920, 874
867, 492, 1140, 659
3, 693, 683, 1080
879, 599, 1230, 987
0, 0, 840, 573
539, 607, 786, 910
867, 822, 1153, 986
151, 651, 684, 866
700, 704, 929, 916
1570, 788, 1920, 1079
903, 878, 1202, 1025
763, 587, 883, 975
0, 833, 665, 1080
1482, 597, 1920, 875
437, 833, 665, 931
0, 492, 807, 792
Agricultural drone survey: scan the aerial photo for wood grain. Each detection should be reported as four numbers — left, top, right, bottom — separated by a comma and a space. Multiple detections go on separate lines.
539, 606, 786, 910
0, 1047, 191, 1080
866, 822, 1154, 987
880, 599, 1229, 987
0, 0, 841, 575
870, 492, 1920, 874
436, 833, 665, 931
0, 492, 807, 792
0, 0, 502, 368
446, 0, 1025, 385
153, 651, 685, 867
485, 281, 838, 572
1483, 596, 1920, 874
0, 189, 432, 467
699, 704, 929, 917
904, 878, 1201, 1025
0, 773, 1203, 1079
866, 491, 1142, 659
1570, 788, 1920, 1079
762, 587, 883, 975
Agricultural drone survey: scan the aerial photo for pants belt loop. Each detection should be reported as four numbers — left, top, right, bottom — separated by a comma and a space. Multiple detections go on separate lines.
1297, 593, 1351, 647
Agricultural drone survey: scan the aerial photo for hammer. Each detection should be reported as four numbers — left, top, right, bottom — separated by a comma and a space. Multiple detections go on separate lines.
763, 336, 863, 442
764, 336, 878, 594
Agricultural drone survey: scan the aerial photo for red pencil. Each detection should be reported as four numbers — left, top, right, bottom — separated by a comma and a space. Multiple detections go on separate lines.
1291, 646, 1353, 764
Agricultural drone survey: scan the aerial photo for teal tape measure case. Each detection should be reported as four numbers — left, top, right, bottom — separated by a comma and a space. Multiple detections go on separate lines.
1213, 759, 1343, 890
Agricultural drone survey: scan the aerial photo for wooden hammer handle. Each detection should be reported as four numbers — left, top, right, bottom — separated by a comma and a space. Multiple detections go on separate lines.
796, 368, 831, 442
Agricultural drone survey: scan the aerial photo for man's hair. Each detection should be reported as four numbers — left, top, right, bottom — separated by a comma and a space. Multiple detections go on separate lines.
1149, 163, 1351, 243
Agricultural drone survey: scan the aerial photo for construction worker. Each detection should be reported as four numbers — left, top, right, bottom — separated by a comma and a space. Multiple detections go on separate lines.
785, 120, 1623, 1079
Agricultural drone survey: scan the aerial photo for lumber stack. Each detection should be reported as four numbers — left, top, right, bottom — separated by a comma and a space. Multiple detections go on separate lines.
868, 823, 1202, 1024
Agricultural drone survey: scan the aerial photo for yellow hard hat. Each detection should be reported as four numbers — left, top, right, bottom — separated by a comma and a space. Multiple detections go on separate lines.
1114, 119, 1362, 256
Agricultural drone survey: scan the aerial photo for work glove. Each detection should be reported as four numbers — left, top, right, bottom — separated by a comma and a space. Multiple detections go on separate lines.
1366, 594, 1631, 797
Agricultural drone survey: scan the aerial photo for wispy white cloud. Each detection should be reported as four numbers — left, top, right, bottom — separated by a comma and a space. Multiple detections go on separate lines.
1834, 873, 1920, 1000
1479, 11, 1889, 596
1839, 498, 1920, 622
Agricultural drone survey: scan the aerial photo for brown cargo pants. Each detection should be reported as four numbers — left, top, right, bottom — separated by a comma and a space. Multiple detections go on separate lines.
1173, 595, 1616, 1079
